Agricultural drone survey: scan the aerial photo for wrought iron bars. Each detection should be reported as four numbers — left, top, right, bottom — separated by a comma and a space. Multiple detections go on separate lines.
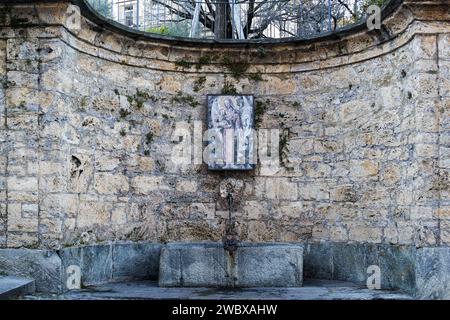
86, 0, 387, 40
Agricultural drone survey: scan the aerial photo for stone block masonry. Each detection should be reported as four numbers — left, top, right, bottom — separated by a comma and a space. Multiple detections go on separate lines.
0, 0, 447, 250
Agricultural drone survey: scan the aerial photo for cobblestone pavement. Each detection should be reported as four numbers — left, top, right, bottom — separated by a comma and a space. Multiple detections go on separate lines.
19, 279, 413, 300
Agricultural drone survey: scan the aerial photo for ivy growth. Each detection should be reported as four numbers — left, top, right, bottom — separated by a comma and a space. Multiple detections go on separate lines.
221, 57, 249, 80
221, 78, 237, 94
175, 59, 192, 69
279, 129, 290, 169
247, 73, 264, 82
256, 46, 267, 59
119, 108, 131, 119
254, 99, 269, 128
156, 159, 166, 172
0, 78, 15, 89
142, 130, 154, 156
171, 91, 199, 108
127, 89, 150, 109
80, 97, 88, 109
0, 7, 11, 25
10, 16, 29, 27
196, 55, 212, 70
193, 76, 206, 92
145, 131, 154, 145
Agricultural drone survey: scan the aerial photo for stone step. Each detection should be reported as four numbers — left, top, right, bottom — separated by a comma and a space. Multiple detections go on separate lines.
0, 276, 35, 300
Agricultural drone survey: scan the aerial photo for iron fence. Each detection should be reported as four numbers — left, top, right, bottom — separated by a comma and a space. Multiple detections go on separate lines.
86, 0, 386, 40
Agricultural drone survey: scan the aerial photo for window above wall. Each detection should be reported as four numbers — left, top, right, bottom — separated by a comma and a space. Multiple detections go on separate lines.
124, 5, 134, 27
84, 0, 392, 41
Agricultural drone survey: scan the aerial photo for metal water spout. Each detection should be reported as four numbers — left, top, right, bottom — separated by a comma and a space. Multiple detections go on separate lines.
222, 185, 239, 253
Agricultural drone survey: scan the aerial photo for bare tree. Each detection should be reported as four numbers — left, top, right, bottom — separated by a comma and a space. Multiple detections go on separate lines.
99, 0, 388, 39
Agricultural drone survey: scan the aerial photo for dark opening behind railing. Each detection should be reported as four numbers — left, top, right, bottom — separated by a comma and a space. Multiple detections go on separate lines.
85, 0, 388, 40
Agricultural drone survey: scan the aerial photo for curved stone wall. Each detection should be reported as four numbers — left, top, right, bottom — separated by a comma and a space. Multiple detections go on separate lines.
0, 0, 448, 251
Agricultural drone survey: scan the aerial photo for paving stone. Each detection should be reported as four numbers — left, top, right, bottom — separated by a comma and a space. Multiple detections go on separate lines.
18, 279, 413, 300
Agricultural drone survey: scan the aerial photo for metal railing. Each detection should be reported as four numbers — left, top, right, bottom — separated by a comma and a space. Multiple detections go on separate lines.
86, 0, 387, 40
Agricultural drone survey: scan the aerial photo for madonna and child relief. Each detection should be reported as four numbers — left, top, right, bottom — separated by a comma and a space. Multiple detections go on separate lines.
206, 95, 255, 170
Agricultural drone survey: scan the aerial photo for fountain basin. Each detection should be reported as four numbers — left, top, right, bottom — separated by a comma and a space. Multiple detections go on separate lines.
159, 242, 303, 287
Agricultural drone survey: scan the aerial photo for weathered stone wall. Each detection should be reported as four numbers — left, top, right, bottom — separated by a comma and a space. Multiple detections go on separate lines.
0, 0, 448, 250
